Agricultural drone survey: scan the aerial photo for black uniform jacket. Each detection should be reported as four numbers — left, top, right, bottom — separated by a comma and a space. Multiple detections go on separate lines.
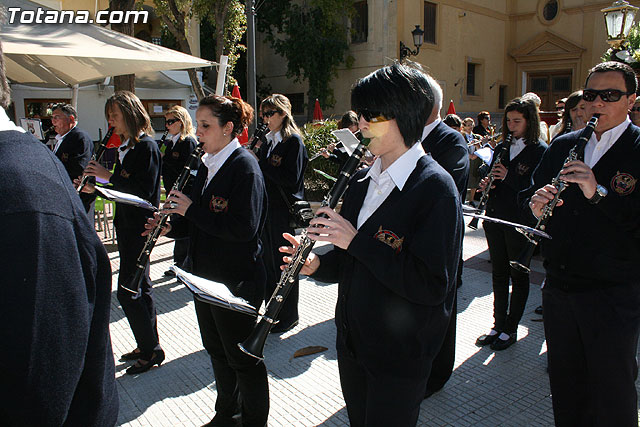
170, 147, 268, 304
421, 120, 470, 200
55, 126, 94, 209
108, 134, 161, 231
257, 134, 308, 210
486, 139, 547, 223
313, 155, 463, 378
0, 130, 118, 426
520, 125, 640, 289
162, 134, 198, 192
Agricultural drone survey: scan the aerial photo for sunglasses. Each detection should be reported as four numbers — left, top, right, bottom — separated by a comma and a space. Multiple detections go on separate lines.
582, 88, 633, 103
262, 110, 279, 118
357, 110, 391, 123
165, 118, 180, 125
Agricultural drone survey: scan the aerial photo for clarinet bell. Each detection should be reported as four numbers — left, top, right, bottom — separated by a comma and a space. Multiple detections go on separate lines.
238, 318, 273, 361
509, 242, 537, 274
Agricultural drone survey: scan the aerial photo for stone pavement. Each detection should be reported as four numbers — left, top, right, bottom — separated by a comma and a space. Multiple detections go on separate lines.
103, 217, 639, 426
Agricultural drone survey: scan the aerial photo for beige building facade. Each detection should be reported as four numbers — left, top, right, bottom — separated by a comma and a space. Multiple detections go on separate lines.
256, 0, 632, 120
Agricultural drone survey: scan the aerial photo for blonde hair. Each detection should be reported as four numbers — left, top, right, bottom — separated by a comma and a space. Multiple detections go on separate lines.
260, 94, 300, 141
105, 91, 154, 144
166, 105, 195, 139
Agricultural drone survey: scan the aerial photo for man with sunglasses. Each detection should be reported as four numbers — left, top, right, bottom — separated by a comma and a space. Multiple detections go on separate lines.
522, 61, 640, 425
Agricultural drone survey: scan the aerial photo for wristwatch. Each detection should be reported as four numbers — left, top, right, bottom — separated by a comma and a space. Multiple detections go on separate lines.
588, 184, 608, 204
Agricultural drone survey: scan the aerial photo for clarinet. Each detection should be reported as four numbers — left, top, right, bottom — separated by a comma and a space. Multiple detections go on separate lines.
468, 133, 513, 230
158, 130, 170, 154
248, 123, 269, 153
121, 142, 205, 298
238, 138, 370, 360
76, 127, 114, 193
510, 114, 599, 273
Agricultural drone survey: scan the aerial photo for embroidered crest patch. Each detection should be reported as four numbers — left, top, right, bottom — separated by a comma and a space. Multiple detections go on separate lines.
61, 152, 69, 162
374, 226, 404, 253
120, 169, 131, 178
269, 155, 282, 167
210, 196, 229, 213
610, 171, 636, 196
516, 162, 530, 176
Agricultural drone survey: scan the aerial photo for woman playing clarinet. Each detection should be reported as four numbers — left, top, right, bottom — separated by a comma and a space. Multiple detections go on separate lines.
475, 98, 547, 351
161, 105, 198, 275
257, 94, 308, 333
149, 95, 270, 426
80, 91, 163, 374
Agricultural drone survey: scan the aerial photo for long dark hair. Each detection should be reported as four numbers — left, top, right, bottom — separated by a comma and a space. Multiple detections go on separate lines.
501, 97, 541, 144
558, 90, 582, 133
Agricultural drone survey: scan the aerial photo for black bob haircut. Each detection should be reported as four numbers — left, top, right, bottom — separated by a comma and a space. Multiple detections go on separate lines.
351, 62, 434, 147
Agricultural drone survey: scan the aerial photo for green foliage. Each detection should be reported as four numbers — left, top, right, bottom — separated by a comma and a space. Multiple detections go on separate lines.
301, 120, 342, 200
257, 0, 354, 115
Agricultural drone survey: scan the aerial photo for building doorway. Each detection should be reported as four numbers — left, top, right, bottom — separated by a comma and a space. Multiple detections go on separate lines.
527, 71, 572, 111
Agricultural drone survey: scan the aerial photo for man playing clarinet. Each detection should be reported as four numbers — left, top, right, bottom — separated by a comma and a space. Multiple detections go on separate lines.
523, 61, 640, 426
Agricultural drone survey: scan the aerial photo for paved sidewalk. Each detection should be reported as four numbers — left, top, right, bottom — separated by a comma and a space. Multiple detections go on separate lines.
105, 218, 639, 426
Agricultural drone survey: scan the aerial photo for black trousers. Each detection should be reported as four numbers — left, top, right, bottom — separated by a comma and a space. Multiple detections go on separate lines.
173, 237, 189, 267
483, 221, 530, 334
543, 283, 640, 426
194, 299, 269, 427
116, 226, 160, 359
338, 348, 428, 427
261, 205, 298, 326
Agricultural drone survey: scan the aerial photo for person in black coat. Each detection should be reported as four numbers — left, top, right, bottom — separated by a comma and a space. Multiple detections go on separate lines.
282, 63, 463, 427
523, 61, 640, 426
152, 95, 270, 426
0, 39, 118, 425
475, 98, 547, 351
420, 75, 470, 398
161, 105, 198, 275
50, 103, 95, 215
320, 110, 359, 168
82, 91, 163, 375
257, 94, 308, 333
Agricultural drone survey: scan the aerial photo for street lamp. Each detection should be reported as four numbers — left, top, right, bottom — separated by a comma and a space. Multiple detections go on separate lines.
399, 25, 425, 61
601, 0, 639, 49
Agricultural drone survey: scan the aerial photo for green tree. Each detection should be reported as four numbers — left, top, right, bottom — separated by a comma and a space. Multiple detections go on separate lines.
257, 0, 354, 120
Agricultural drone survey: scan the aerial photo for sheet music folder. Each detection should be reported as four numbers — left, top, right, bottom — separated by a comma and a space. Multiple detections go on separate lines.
171, 266, 258, 317
94, 186, 157, 211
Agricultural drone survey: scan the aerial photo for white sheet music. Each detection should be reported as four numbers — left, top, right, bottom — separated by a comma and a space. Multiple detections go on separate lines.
94, 186, 156, 211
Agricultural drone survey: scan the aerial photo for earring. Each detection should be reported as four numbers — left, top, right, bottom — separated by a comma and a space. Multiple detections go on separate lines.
223, 133, 226, 136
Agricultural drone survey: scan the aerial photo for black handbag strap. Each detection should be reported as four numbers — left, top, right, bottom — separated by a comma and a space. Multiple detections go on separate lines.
275, 184, 295, 213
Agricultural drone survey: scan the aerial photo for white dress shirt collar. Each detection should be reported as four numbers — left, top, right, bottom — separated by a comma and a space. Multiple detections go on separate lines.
420, 118, 441, 144
53, 124, 76, 153
201, 138, 241, 190
266, 130, 282, 156
0, 108, 26, 133
356, 142, 426, 229
510, 137, 526, 161
584, 117, 630, 168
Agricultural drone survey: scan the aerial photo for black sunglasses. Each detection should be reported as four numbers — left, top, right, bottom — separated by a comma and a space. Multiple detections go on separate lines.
262, 110, 279, 118
166, 118, 180, 125
357, 110, 391, 123
583, 88, 633, 103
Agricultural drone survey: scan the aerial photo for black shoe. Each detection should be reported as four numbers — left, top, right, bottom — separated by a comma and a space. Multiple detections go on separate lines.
203, 413, 242, 427
535, 305, 543, 315
490, 333, 517, 351
126, 349, 165, 375
164, 269, 176, 277
120, 348, 142, 361
476, 332, 499, 347
270, 319, 299, 334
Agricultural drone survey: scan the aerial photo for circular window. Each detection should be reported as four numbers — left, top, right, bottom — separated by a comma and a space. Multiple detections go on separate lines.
543, 0, 558, 21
